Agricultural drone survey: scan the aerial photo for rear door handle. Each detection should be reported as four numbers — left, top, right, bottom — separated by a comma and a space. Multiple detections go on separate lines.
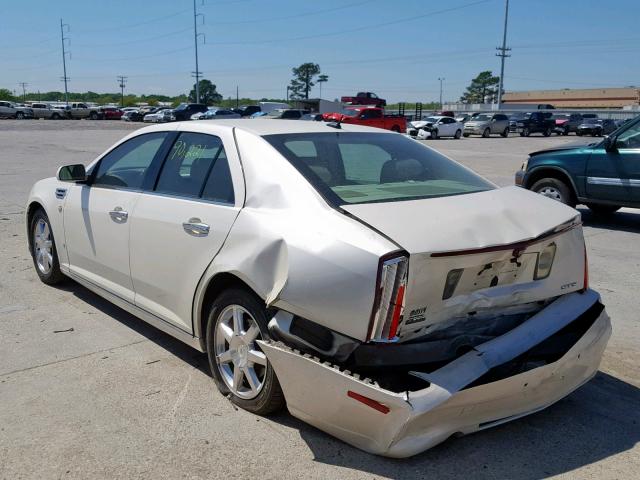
182, 218, 210, 236
109, 207, 128, 223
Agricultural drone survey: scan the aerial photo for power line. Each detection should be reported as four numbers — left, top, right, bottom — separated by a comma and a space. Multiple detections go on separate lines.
192, 0, 205, 103
496, 0, 510, 107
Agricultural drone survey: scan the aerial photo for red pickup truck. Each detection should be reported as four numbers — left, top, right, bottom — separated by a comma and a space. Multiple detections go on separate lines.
324, 107, 406, 133
340, 92, 386, 107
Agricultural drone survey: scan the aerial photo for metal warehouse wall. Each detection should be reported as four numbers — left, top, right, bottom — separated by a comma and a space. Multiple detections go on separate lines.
502, 87, 640, 108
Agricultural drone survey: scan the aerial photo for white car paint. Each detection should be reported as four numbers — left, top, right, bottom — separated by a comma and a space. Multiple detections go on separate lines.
408, 115, 464, 139
26, 119, 610, 457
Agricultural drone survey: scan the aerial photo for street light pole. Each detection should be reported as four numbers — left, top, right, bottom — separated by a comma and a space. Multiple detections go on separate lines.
496, 0, 511, 108
438, 77, 444, 110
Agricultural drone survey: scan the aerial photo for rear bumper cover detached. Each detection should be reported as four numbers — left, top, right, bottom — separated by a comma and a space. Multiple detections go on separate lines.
259, 289, 610, 457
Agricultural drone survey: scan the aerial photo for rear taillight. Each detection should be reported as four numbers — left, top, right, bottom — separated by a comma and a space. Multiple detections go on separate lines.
583, 241, 589, 291
367, 253, 408, 342
533, 242, 556, 280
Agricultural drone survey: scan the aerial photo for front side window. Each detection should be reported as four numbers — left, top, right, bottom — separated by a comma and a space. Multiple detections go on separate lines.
264, 132, 493, 205
615, 120, 640, 149
93, 132, 167, 189
155, 132, 234, 203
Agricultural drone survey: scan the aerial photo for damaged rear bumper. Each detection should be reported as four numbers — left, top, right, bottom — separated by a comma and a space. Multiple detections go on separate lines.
259, 289, 611, 457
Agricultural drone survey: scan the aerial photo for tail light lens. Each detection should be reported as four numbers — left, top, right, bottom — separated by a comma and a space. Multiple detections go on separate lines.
534, 242, 556, 280
367, 253, 409, 342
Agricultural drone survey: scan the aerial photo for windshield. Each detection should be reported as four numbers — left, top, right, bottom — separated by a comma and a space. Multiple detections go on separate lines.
472, 114, 492, 121
551, 114, 570, 120
267, 110, 284, 118
420, 116, 439, 123
584, 118, 600, 124
264, 132, 493, 205
509, 113, 529, 120
175, 104, 187, 111
341, 108, 361, 117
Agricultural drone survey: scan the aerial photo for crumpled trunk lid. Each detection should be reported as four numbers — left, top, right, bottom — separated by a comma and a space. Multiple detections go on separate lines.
342, 187, 585, 342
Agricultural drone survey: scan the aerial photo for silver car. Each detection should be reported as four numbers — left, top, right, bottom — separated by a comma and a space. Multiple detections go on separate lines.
463, 113, 510, 137
26, 120, 610, 457
0, 101, 34, 119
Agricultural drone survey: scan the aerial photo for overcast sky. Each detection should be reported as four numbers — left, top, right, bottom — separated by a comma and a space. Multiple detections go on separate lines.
2, 0, 639, 102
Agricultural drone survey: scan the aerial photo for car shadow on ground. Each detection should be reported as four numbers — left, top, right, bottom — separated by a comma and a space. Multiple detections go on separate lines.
60, 281, 639, 479
579, 207, 640, 234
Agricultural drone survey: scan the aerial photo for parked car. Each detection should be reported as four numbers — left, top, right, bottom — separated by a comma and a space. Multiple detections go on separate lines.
0, 101, 34, 119
407, 115, 463, 139
340, 92, 386, 107
121, 109, 142, 122
551, 113, 584, 135
265, 109, 310, 120
325, 107, 406, 132
67, 102, 101, 120
166, 103, 208, 121
233, 105, 261, 117
27, 103, 63, 120
143, 108, 172, 123
516, 115, 639, 213
463, 113, 510, 138
514, 111, 555, 137
576, 118, 617, 136
454, 113, 473, 123
99, 106, 124, 120
26, 120, 610, 458
301, 113, 324, 121
195, 109, 242, 120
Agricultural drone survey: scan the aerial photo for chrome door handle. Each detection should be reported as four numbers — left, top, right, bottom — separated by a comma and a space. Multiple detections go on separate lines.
182, 218, 210, 236
109, 207, 128, 223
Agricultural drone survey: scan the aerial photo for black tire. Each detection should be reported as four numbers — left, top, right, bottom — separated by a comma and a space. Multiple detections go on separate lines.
90, 112, 98, 120
463, 133, 470, 137
431, 129, 438, 139
52, 113, 60, 120
30, 209, 65, 285
576, 131, 583, 136
586, 203, 620, 215
482, 128, 490, 138
501, 128, 509, 138
391, 125, 401, 133
16, 111, 24, 120
530, 177, 575, 207
522, 127, 530, 137
454, 129, 462, 139
563, 128, 569, 136
206, 288, 285, 415
543, 127, 552, 137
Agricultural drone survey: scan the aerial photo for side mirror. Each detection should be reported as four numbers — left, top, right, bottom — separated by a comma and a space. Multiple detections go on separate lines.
603, 136, 617, 152
57, 164, 87, 182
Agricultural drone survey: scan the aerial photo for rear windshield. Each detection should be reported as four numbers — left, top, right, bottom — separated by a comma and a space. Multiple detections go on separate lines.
263, 132, 493, 205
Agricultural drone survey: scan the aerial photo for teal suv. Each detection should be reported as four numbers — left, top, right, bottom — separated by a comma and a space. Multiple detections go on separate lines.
516, 115, 640, 214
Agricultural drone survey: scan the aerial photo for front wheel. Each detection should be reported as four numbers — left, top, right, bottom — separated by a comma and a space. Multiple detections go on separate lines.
531, 178, 575, 207
431, 129, 438, 139
90, 111, 98, 120
522, 127, 530, 137
16, 111, 24, 119
391, 125, 401, 133
30, 209, 65, 285
586, 203, 620, 215
454, 129, 462, 139
501, 128, 509, 138
206, 289, 285, 415
482, 128, 490, 138
543, 127, 552, 137
563, 128, 569, 136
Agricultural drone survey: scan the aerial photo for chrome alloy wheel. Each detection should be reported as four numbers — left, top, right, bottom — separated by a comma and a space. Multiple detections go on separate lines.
537, 186, 563, 202
214, 305, 267, 399
33, 219, 53, 275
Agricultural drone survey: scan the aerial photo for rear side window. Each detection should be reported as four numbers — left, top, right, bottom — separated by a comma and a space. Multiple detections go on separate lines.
264, 132, 493, 205
155, 132, 234, 203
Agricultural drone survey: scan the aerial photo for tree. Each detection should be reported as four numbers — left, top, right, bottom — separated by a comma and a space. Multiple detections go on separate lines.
316, 74, 329, 99
188, 79, 222, 105
0, 88, 14, 101
459, 71, 500, 104
288, 62, 321, 99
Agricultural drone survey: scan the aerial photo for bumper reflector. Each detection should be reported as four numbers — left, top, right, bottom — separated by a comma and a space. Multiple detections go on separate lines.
347, 390, 390, 414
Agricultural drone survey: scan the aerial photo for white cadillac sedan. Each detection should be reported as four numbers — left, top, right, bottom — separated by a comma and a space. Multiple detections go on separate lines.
27, 120, 611, 457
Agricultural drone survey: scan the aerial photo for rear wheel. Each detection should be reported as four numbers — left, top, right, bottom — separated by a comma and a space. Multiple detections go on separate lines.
531, 178, 575, 207
520, 127, 530, 137
482, 128, 490, 138
563, 127, 569, 136
501, 128, 509, 138
543, 127, 552, 137
52, 113, 60, 120
30, 209, 65, 285
206, 289, 284, 415
90, 111, 98, 120
454, 129, 462, 139
463, 132, 470, 137
391, 125, 401, 133
16, 111, 24, 119
586, 203, 620, 215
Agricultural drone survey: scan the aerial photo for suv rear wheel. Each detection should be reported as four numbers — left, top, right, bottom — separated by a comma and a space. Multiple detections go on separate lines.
501, 128, 509, 137
531, 178, 576, 207
482, 128, 490, 138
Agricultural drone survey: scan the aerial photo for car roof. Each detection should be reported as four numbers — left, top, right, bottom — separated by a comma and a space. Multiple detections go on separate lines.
136, 118, 395, 136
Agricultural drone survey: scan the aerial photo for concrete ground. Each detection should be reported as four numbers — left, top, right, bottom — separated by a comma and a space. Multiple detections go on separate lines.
1, 120, 638, 479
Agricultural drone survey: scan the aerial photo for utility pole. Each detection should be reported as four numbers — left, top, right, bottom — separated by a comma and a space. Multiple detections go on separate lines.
236, 86, 239, 109
60, 19, 70, 105
286, 86, 290, 102
18, 82, 28, 102
496, 0, 510, 108
192, 0, 205, 104
438, 77, 444, 110
117, 76, 127, 107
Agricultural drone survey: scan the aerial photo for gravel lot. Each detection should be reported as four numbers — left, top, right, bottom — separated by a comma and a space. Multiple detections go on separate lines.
1, 120, 638, 479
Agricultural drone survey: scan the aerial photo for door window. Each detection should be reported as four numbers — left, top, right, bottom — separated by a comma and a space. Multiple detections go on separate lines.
615, 121, 640, 149
155, 132, 234, 203
93, 132, 167, 189
361, 110, 382, 119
